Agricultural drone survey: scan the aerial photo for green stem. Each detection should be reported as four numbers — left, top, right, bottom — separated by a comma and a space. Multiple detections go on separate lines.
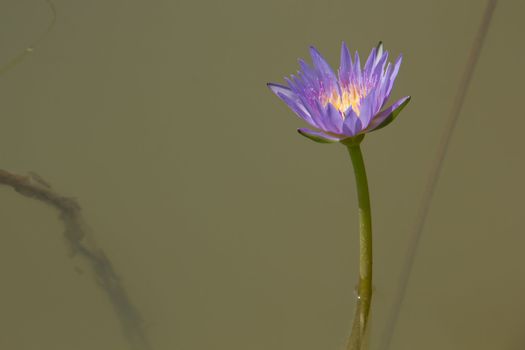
344, 139, 373, 347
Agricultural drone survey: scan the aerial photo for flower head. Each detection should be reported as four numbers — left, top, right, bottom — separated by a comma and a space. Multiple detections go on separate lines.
268, 42, 410, 143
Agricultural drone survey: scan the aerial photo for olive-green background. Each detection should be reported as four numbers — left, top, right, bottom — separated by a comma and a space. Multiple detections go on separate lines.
0, 0, 523, 349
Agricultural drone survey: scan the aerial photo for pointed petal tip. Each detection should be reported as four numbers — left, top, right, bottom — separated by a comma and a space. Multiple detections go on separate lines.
399, 96, 411, 105
340, 41, 351, 59
266, 82, 277, 93
267, 82, 289, 94
393, 95, 411, 106
309, 45, 320, 55
309, 45, 327, 61
376, 41, 384, 54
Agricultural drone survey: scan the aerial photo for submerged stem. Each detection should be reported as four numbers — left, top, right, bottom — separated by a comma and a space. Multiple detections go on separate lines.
344, 140, 373, 349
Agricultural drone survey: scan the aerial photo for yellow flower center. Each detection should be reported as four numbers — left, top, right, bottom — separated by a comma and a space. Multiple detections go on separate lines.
322, 85, 367, 117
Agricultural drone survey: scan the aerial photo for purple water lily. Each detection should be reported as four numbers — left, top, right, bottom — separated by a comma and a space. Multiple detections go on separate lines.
268, 42, 410, 143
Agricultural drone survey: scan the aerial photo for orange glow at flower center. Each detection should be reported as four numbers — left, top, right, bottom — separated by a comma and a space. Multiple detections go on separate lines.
322, 85, 367, 117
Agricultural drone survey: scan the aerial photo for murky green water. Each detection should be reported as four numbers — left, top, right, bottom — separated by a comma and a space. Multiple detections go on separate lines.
1, 0, 524, 349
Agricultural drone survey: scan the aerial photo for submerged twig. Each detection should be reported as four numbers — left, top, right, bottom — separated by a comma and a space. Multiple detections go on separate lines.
379, 1, 499, 349
0, 169, 151, 350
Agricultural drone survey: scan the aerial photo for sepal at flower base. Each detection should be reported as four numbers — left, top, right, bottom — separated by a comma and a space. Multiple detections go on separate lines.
297, 128, 340, 143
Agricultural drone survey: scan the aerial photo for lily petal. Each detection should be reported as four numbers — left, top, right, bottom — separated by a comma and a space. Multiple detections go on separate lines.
342, 108, 363, 137
323, 103, 344, 134
385, 54, 403, 98
367, 96, 411, 132
267, 82, 294, 100
363, 47, 377, 77
353, 51, 362, 84
267, 83, 314, 124
357, 91, 377, 129
339, 42, 353, 86
373, 41, 384, 68
309, 46, 338, 88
